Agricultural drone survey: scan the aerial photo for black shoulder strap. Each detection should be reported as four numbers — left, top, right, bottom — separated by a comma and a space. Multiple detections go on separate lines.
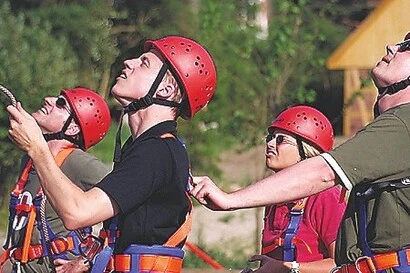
356, 177, 410, 198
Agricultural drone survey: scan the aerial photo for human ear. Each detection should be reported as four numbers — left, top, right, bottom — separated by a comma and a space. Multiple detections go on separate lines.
156, 82, 176, 99
65, 123, 80, 136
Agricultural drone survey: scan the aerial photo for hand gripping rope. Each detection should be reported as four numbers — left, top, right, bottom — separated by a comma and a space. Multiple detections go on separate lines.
0, 84, 17, 107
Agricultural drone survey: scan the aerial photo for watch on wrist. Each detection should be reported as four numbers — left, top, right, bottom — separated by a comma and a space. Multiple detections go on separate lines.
289, 261, 300, 273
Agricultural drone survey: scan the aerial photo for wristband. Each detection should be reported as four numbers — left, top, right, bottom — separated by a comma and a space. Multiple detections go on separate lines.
289, 261, 300, 273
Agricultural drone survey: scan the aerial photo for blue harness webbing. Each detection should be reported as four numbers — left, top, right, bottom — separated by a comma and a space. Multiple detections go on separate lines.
283, 199, 307, 262
355, 177, 410, 272
2, 149, 94, 265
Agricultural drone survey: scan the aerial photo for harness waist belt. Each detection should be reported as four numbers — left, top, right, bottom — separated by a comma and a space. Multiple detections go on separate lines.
333, 249, 410, 273
110, 254, 183, 273
10, 236, 77, 261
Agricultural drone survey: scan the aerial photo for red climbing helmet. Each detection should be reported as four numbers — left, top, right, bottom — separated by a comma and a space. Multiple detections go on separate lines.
144, 36, 217, 119
61, 87, 111, 151
269, 105, 334, 152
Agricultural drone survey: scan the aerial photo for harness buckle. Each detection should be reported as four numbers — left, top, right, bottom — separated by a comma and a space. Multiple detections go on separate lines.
8, 248, 17, 265
141, 95, 154, 106
354, 256, 376, 273
401, 177, 410, 185
79, 234, 105, 262
329, 266, 342, 273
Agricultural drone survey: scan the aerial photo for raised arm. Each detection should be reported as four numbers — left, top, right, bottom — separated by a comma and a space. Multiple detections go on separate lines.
191, 156, 338, 210
7, 103, 119, 229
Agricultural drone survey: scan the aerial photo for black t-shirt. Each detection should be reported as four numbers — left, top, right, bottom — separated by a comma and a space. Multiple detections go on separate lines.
96, 121, 190, 253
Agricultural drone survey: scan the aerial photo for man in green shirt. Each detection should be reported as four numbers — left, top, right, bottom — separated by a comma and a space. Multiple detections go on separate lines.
191, 33, 410, 273
1, 87, 111, 273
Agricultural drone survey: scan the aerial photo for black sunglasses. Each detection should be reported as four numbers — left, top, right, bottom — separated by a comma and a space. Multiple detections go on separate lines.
397, 39, 410, 52
397, 33, 410, 52
56, 96, 72, 114
265, 134, 287, 145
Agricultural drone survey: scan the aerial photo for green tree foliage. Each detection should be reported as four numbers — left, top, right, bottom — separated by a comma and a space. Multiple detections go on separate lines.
0, 2, 79, 205
0, 0, 118, 205
0, 0, 375, 204
178, 0, 350, 179
21, 1, 119, 98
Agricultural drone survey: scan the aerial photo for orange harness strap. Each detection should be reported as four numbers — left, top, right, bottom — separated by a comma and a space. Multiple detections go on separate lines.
10, 236, 78, 261
333, 249, 410, 273
12, 147, 75, 195
164, 192, 193, 247
105, 134, 192, 273
160, 133, 192, 248
54, 148, 76, 166
107, 194, 192, 273
20, 206, 37, 263
3, 148, 76, 268
111, 254, 183, 273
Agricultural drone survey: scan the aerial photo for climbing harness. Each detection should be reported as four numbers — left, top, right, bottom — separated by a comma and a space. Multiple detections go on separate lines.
330, 248, 410, 273
90, 133, 193, 273
1, 148, 95, 273
262, 198, 312, 262
331, 178, 410, 273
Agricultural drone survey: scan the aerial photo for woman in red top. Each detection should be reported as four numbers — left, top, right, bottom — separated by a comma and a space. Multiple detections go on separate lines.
249, 106, 346, 273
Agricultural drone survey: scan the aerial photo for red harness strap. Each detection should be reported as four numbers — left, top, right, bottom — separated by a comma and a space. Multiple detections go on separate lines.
262, 237, 312, 256
1, 148, 75, 271
262, 198, 312, 259
9, 235, 79, 261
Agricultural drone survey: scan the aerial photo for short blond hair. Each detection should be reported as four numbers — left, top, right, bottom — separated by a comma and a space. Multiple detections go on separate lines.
301, 141, 322, 158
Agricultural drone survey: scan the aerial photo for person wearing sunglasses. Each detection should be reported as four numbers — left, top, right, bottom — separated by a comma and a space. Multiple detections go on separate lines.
2, 87, 111, 273
255, 106, 346, 273
202, 105, 346, 273
7, 36, 217, 273
191, 32, 410, 273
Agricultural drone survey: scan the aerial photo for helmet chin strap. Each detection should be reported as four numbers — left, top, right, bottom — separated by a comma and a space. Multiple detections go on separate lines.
113, 63, 181, 163
43, 114, 83, 148
123, 63, 181, 114
373, 76, 410, 117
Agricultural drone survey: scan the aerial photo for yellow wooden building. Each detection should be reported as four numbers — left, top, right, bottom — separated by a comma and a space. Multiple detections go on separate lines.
326, 0, 410, 136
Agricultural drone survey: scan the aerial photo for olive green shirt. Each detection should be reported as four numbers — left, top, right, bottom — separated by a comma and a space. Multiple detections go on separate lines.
321, 103, 410, 265
10, 149, 110, 273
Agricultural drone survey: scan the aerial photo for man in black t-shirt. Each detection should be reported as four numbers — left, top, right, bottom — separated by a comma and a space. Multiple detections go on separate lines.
7, 36, 217, 273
